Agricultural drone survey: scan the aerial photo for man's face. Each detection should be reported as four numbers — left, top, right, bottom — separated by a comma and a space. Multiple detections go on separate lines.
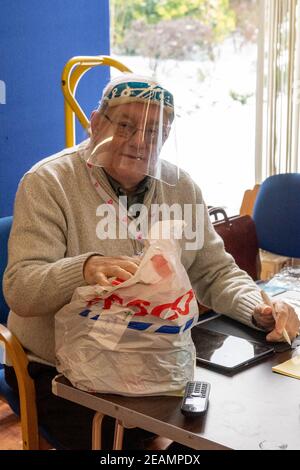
90, 101, 170, 189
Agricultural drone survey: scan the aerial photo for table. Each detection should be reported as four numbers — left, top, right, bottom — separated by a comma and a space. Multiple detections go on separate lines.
52, 339, 300, 450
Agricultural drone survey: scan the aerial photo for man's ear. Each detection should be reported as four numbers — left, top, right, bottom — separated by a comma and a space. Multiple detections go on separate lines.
90, 110, 102, 135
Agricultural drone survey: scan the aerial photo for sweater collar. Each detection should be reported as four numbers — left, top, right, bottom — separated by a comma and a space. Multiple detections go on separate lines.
104, 171, 150, 198
80, 139, 157, 210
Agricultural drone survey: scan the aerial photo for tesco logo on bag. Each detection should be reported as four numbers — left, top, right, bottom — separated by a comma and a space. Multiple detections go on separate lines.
80, 289, 195, 322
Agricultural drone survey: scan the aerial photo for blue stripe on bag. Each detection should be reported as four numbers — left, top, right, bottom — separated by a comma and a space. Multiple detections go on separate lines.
127, 321, 152, 331
182, 318, 194, 332
78, 310, 194, 334
79, 309, 91, 317
155, 325, 180, 334
91, 314, 100, 320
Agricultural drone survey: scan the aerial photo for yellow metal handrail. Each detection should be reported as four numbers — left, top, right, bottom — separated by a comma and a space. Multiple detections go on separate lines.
61, 55, 132, 147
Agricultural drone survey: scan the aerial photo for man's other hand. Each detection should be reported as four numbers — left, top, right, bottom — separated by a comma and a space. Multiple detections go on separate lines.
253, 300, 300, 342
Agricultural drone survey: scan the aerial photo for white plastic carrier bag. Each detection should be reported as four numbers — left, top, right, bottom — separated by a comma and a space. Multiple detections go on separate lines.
55, 221, 198, 396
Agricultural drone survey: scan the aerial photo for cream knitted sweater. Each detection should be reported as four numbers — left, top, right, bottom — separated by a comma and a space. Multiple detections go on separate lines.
3, 141, 262, 365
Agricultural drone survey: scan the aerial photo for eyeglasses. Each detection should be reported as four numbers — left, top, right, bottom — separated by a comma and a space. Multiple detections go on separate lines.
103, 114, 169, 143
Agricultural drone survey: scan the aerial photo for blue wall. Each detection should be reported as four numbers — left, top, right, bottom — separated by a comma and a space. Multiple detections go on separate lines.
0, 0, 110, 217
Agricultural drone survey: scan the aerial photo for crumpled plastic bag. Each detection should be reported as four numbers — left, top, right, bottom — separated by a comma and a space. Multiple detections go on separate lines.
55, 221, 198, 396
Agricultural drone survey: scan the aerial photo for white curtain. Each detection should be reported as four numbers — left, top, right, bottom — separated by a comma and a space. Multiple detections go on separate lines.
256, 0, 300, 180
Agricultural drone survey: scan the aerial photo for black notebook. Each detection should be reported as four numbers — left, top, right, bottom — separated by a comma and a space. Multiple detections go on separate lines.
191, 326, 274, 373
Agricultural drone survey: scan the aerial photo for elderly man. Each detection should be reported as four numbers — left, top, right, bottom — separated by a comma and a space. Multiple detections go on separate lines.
3, 74, 299, 450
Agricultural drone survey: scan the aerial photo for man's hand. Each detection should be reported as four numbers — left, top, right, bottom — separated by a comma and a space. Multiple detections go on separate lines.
253, 300, 300, 342
83, 255, 141, 286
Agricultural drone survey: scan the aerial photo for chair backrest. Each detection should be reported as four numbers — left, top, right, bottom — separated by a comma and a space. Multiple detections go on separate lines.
253, 173, 300, 258
62, 55, 132, 147
239, 184, 260, 216
0, 216, 13, 324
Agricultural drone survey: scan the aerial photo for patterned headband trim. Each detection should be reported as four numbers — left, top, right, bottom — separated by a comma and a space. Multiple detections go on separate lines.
102, 81, 174, 114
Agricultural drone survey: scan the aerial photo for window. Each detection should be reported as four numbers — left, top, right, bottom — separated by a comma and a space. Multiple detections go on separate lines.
110, 0, 259, 214
256, 0, 300, 180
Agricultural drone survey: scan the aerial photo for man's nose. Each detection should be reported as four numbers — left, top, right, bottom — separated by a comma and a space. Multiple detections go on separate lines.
129, 127, 146, 147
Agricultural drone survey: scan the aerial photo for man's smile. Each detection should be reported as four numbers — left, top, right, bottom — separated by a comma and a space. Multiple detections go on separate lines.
121, 153, 144, 160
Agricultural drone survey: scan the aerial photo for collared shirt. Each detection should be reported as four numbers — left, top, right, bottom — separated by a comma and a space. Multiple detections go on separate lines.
104, 171, 150, 218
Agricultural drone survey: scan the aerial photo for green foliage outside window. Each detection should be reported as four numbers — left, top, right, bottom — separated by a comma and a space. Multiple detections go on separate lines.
111, 0, 258, 61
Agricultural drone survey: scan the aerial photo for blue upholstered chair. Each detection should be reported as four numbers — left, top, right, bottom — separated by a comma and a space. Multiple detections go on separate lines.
253, 173, 300, 258
0, 216, 12, 325
0, 216, 60, 449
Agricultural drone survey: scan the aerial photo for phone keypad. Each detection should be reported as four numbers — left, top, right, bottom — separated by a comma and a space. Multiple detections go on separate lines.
188, 382, 208, 398
181, 381, 210, 416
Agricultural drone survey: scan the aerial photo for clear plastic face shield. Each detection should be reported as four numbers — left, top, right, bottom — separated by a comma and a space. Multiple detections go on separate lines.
87, 78, 179, 186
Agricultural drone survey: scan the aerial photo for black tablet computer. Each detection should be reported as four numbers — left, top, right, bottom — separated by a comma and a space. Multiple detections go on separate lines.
191, 326, 274, 373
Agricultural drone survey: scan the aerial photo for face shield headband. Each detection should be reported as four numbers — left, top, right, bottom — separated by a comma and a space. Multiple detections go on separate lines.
100, 80, 174, 118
